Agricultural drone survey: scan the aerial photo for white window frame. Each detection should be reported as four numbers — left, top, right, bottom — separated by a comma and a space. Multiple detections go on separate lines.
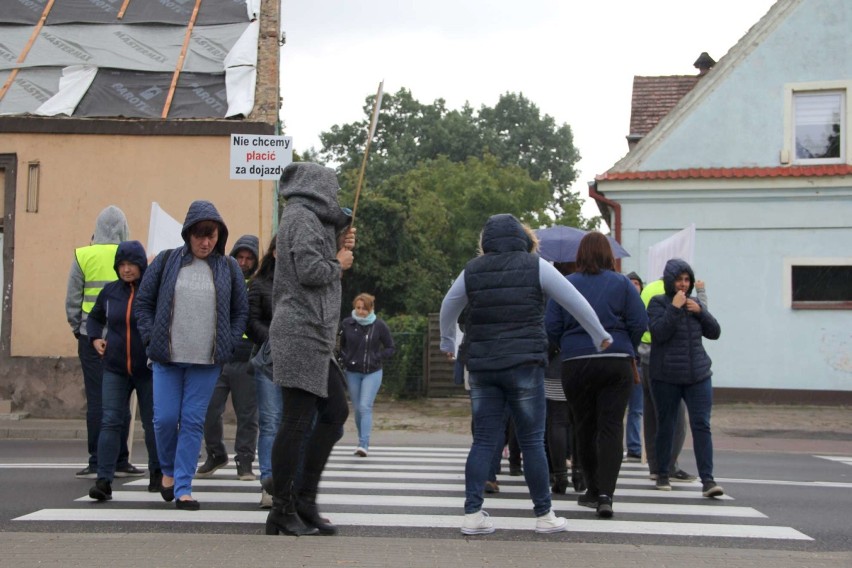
783, 257, 852, 310
782, 81, 851, 166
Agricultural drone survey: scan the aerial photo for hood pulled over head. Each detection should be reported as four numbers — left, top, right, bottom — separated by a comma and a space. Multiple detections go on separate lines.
279, 162, 351, 231
113, 240, 148, 279
229, 234, 259, 260
92, 205, 129, 244
181, 200, 229, 256
662, 258, 695, 297
480, 214, 532, 255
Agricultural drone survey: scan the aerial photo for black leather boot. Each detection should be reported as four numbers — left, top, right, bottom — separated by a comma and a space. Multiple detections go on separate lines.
265, 484, 318, 536
297, 492, 337, 535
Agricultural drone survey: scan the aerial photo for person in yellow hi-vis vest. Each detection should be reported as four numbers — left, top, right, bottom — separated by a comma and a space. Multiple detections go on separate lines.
65, 205, 144, 480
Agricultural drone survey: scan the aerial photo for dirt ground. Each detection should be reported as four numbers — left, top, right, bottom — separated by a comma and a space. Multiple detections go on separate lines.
369, 396, 852, 439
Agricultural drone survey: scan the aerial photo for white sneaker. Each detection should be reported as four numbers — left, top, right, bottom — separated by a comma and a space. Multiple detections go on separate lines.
354, 447, 368, 457
535, 510, 568, 533
461, 510, 495, 535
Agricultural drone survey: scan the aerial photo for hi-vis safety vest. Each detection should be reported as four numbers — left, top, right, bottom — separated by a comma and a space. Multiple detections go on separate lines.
75, 244, 119, 314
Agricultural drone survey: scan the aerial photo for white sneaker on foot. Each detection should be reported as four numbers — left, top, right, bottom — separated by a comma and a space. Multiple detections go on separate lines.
354, 447, 368, 457
461, 510, 495, 535
535, 510, 568, 533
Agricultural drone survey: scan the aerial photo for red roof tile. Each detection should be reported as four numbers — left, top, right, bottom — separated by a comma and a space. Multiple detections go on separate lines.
629, 75, 701, 137
597, 164, 852, 181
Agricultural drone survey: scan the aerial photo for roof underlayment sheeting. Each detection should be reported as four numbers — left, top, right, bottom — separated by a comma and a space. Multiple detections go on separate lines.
0, 0, 261, 119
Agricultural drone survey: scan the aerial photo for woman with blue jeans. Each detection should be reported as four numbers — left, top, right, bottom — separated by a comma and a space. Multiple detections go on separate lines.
246, 236, 281, 507
339, 293, 395, 457
440, 214, 611, 536
135, 200, 248, 511
648, 258, 722, 498
86, 240, 159, 501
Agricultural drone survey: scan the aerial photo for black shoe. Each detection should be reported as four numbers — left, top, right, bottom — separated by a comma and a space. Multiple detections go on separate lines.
624, 452, 642, 463
114, 463, 145, 478
148, 469, 163, 493
88, 478, 112, 501
297, 497, 337, 535
509, 464, 523, 476
235, 457, 256, 481
551, 473, 570, 495
265, 508, 318, 536
195, 454, 228, 478
175, 498, 200, 511
577, 491, 599, 508
596, 495, 613, 519
75, 465, 97, 479
671, 469, 698, 482
702, 480, 725, 498
160, 483, 175, 503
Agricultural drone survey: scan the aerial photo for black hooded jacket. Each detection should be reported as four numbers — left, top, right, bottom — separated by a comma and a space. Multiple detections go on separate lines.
86, 240, 150, 377
647, 259, 721, 384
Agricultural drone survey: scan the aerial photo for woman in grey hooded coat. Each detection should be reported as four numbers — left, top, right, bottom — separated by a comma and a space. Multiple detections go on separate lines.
267, 162, 355, 536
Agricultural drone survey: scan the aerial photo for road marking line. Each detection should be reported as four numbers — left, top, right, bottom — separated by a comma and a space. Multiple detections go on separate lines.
13, 509, 810, 540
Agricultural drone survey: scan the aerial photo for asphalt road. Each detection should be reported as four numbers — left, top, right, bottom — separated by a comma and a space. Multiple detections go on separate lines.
0, 439, 850, 552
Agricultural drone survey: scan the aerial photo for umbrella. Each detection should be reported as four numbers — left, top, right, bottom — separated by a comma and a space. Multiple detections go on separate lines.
535, 225, 630, 263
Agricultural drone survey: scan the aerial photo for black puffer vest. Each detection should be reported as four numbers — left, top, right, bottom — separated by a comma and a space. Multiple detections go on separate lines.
463, 214, 547, 372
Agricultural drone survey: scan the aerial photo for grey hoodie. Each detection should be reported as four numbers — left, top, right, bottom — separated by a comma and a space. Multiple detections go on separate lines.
270, 162, 351, 396
65, 206, 130, 336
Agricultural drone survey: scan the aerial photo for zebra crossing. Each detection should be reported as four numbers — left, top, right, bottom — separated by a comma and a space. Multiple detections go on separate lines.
13, 445, 813, 540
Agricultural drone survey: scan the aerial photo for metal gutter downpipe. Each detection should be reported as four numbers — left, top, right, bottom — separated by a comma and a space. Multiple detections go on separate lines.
588, 180, 623, 272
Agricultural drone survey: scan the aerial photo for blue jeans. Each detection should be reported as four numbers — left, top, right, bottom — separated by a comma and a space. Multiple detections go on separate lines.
255, 368, 283, 481
97, 369, 158, 481
152, 362, 221, 499
652, 378, 715, 483
79, 336, 130, 468
345, 369, 383, 450
625, 381, 643, 455
466, 365, 550, 517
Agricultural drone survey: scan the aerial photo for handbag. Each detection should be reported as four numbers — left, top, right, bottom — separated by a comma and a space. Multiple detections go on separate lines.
250, 338, 273, 377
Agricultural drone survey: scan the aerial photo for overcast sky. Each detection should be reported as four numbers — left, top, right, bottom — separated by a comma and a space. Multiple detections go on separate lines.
279, 0, 778, 220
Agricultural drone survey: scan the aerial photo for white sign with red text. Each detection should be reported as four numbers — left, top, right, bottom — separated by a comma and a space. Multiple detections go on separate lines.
230, 134, 293, 180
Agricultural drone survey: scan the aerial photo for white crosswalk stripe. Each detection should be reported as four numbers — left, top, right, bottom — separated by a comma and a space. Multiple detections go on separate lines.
815, 455, 852, 467
13, 446, 812, 540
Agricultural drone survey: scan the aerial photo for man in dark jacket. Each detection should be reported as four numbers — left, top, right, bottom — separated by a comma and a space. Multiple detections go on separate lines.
86, 240, 159, 500
197, 235, 260, 481
648, 258, 723, 498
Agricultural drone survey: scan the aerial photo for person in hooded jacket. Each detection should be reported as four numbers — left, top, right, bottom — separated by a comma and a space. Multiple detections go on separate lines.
267, 162, 356, 537
65, 205, 143, 480
648, 258, 723, 499
197, 234, 260, 482
135, 200, 248, 511
86, 240, 160, 501
339, 293, 396, 457
440, 214, 612, 536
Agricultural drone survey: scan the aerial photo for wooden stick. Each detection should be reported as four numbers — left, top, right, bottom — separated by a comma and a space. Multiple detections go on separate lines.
161, 0, 202, 118
349, 80, 384, 227
117, 0, 132, 20
0, 0, 56, 102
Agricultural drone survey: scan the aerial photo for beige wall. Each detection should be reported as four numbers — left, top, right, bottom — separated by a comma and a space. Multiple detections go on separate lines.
4, 132, 275, 357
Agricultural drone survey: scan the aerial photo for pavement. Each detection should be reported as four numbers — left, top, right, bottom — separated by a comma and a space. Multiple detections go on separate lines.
1, 400, 851, 567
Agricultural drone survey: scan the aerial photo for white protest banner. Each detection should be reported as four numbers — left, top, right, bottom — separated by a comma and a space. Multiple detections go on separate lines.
646, 224, 696, 282
230, 134, 293, 180
146, 202, 184, 258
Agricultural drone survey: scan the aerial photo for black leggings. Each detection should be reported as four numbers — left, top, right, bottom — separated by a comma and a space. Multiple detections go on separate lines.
271, 364, 349, 500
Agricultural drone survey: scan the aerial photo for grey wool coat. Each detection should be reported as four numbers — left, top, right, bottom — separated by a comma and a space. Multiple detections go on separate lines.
270, 162, 351, 397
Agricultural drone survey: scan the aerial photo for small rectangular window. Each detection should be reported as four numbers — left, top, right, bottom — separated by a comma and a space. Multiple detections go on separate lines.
793, 91, 844, 163
26, 161, 39, 213
791, 265, 852, 309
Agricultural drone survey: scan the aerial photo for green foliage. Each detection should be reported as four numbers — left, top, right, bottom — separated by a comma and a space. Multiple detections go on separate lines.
323, 87, 595, 316
381, 315, 428, 399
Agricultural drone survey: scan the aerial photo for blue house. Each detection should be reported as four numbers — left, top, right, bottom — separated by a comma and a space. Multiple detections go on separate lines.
591, 0, 852, 403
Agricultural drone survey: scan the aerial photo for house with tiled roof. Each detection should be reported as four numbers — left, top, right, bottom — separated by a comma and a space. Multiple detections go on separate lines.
591, 0, 852, 402
0, 0, 282, 416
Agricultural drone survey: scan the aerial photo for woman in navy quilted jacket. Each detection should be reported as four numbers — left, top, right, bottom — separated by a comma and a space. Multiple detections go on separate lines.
135, 200, 248, 511
647, 258, 722, 498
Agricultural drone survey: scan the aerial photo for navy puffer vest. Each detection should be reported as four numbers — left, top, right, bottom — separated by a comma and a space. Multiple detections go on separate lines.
463, 214, 547, 372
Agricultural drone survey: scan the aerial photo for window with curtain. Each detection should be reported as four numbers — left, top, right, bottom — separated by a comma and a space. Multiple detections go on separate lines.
793, 91, 844, 163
